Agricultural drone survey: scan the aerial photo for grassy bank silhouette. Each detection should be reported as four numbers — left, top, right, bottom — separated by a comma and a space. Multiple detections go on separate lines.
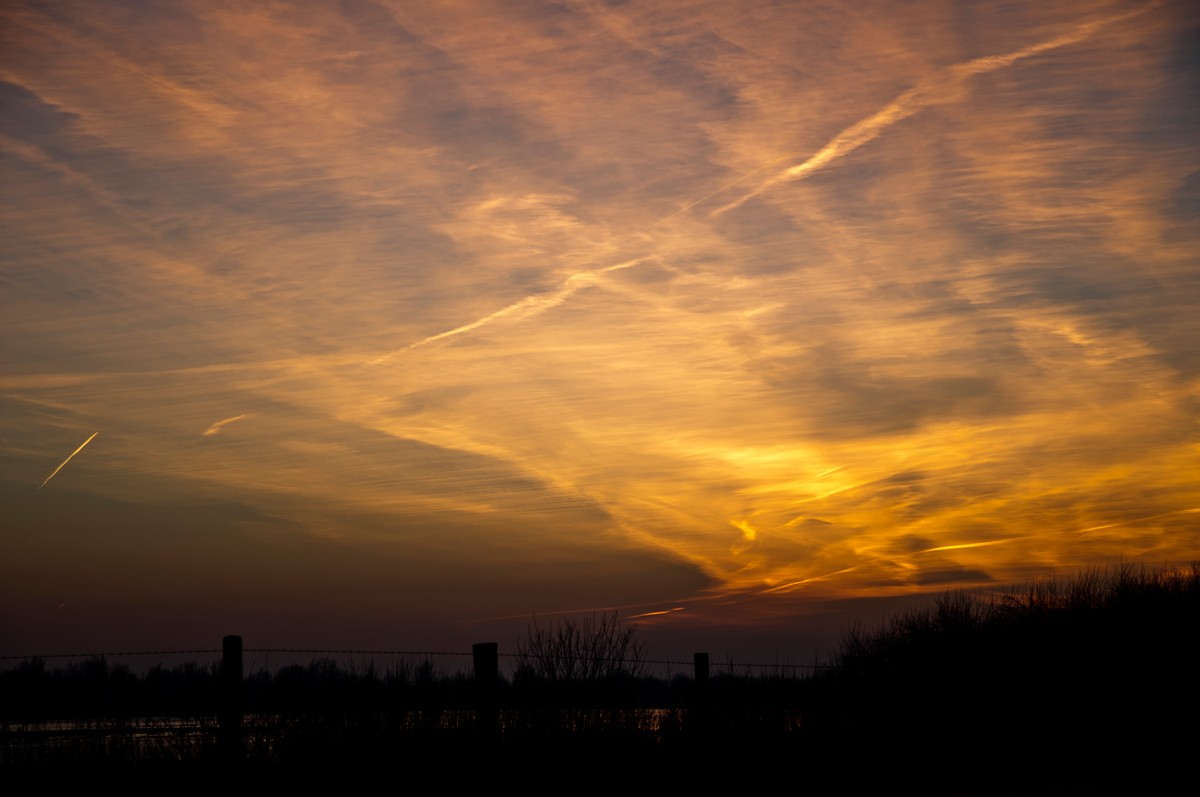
799, 562, 1198, 790
3, 562, 1196, 788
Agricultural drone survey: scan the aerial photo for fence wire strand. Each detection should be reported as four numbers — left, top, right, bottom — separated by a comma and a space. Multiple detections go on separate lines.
3, 647, 827, 670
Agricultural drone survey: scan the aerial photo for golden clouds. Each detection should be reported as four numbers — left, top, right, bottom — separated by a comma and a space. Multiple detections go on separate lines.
714, 2, 1156, 216
2, 0, 1197, 638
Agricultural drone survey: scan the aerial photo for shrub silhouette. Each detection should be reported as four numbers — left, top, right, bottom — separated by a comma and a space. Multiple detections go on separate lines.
514, 611, 645, 685
4, 562, 1194, 785
510, 612, 648, 740
801, 562, 1200, 791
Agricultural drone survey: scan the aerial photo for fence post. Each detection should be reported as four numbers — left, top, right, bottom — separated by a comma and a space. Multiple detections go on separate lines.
219, 634, 243, 761
473, 642, 499, 739
693, 652, 709, 691
693, 651, 710, 731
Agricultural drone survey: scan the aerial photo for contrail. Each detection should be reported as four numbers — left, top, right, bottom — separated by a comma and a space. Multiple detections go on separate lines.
712, 4, 1154, 216
633, 155, 795, 234
202, 414, 248, 436
761, 566, 859, 594
918, 538, 1017, 554
626, 606, 686, 620
373, 257, 648, 362
375, 5, 1152, 360
39, 432, 98, 489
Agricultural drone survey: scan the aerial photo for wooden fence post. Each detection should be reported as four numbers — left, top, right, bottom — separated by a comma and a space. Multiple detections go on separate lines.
473, 642, 499, 739
694, 652, 709, 690
693, 651, 710, 729
219, 634, 243, 760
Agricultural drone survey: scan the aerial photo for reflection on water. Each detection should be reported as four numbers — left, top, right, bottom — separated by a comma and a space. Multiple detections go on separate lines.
2, 708, 803, 764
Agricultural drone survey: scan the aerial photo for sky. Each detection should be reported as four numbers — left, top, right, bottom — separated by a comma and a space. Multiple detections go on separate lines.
2, 0, 1198, 666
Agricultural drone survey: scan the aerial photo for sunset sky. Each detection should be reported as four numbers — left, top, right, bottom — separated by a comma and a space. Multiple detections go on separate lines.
2, 0, 1197, 664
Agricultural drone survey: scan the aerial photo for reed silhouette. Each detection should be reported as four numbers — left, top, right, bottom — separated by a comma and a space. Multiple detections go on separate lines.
3, 562, 1195, 789
799, 562, 1199, 791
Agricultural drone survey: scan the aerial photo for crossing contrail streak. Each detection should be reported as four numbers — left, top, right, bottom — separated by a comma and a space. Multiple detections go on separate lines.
375, 5, 1152, 363
712, 4, 1154, 216
39, 432, 98, 489
373, 257, 648, 362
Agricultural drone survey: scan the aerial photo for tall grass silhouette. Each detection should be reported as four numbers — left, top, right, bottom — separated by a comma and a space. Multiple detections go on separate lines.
3, 562, 1195, 787
800, 562, 1199, 791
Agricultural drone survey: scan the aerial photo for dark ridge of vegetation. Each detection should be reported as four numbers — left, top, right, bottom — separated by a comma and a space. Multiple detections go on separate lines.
510, 612, 646, 708
0, 657, 481, 720
0, 658, 218, 720
798, 562, 1200, 791
2, 563, 1196, 790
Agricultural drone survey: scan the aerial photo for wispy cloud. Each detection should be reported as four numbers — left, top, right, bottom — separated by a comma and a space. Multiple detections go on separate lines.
377, 258, 650, 358
2, 0, 1196, 646
713, 2, 1157, 215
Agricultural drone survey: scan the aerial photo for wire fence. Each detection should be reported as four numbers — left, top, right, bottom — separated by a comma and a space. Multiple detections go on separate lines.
1, 646, 830, 672
0, 638, 822, 762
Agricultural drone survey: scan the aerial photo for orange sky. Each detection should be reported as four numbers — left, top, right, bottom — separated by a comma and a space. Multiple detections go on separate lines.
2, 0, 1197, 661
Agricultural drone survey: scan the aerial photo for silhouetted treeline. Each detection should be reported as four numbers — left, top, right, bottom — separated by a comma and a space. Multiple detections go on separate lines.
798, 562, 1200, 792
1, 657, 479, 720
2, 658, 218, 720
3, 563, 1196, 790
0, 656, 803, 718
